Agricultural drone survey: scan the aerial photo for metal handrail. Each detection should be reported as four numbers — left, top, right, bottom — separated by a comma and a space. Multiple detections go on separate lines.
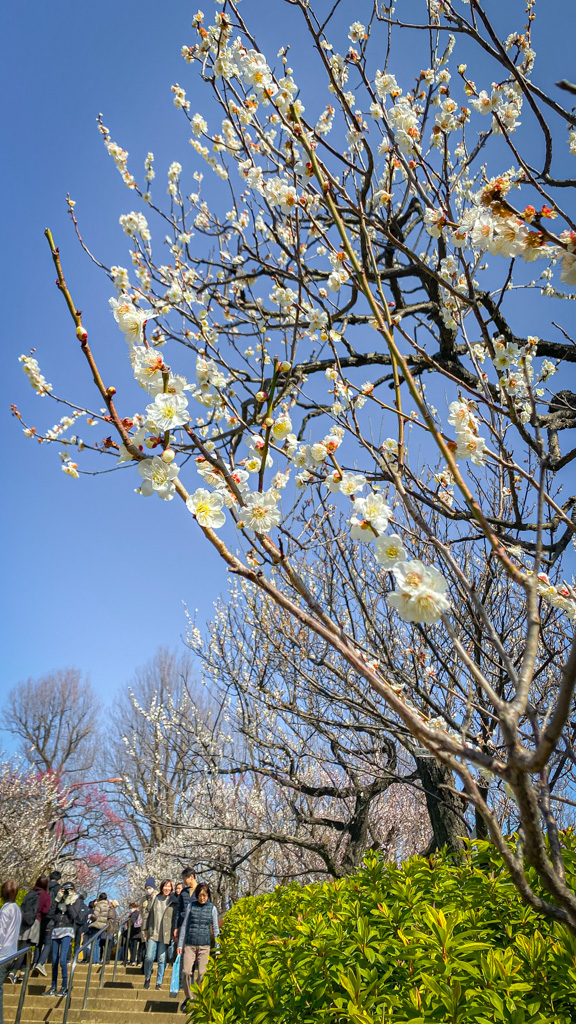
112, 922, 125, 982
0, 944, 32, 969
62, 925, 108, 1024
0, 945, 32, 1024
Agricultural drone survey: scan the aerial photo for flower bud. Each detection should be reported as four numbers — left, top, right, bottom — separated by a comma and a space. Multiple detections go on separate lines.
161, 448, 176, 464
256, 391, 267, 402
76, 326, 88, 343
279, 361, 291, 372
264, 417, 274, 428
145, 438, 156, 449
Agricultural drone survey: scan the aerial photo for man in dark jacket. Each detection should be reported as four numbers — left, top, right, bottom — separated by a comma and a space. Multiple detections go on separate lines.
174, 867, 197, 939
33, 870, 62, 976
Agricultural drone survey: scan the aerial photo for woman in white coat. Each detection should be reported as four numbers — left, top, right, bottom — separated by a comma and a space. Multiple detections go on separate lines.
0, 880, 22, 1024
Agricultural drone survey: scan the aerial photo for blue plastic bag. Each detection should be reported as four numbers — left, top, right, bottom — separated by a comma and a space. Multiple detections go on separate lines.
169, 953, 181, 998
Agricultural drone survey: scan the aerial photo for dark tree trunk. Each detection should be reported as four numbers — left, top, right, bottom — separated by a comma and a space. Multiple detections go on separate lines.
415, 756, 468, 856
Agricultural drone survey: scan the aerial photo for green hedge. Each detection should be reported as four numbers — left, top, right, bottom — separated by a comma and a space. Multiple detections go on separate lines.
190, 838, 576, 1024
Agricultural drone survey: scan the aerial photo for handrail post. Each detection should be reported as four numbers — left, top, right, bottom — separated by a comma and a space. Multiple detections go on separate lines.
14, 947, 32, 1024
82, 931, 97, 1010
99, 933, 110, 988
112, 925, 122, 982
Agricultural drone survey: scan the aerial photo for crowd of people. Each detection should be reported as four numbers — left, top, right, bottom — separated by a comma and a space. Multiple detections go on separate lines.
0, 865, 220, 1021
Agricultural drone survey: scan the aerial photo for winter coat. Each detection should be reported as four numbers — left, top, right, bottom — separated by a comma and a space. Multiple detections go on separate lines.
45, 878, 62, 931
140, 890, 157, 928
89, 899, 110, 932
32, 887, 52, 921
178, 900, 219, 949
106, 905, 117, 935
53, 893, 83, 931
175, 886, 197, 931
145, 894, 177, 944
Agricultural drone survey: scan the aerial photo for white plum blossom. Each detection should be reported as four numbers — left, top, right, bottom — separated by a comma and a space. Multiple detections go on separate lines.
241, 490, 281, 534
374, 533, 406, 568
354, 492, 392, 532
186, 488, 226, 528
110, 296, 158, 345
146, 392, 189, 431
387, 560, 451, 624
118, 425, 147, 463
19, 355, 52, 395
455, 433, 487, 466
119, 211, 151, 240
339, 472, 367, 496
138, 456, 179, 499
271, 414, 293, 441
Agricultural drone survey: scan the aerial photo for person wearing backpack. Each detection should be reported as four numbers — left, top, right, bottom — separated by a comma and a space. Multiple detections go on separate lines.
9, 877, 50, 982
32, 870, 61, 976
44, 882, 82, 997
73, 892, 90, 961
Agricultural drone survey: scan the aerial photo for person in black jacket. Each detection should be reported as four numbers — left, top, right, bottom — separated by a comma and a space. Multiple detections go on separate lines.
44, 883, 82, 997
33, 870, 61, 976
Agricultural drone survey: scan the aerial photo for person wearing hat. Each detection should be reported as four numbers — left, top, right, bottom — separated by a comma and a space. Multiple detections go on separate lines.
44, 882, 82, 997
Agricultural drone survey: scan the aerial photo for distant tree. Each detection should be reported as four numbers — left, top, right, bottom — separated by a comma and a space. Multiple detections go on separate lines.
6, 668, 98, 777
106, 647, 200, 854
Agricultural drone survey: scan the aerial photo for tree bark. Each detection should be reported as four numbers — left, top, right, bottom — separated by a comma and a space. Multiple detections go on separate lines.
415, 756, 468, 856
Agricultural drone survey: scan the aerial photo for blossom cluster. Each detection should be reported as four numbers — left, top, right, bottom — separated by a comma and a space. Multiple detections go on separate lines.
19, 354, 52, 395
447, 400, 487, 466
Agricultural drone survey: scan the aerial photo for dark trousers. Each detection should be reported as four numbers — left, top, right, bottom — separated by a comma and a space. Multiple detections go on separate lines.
51, 935, 72, 991
84, 928, 101, 963
34, 928, 53, 966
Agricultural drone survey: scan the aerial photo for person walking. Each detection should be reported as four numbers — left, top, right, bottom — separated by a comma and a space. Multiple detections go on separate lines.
177, 883, 219, 1011
12, 876, 51, 980
143, 880, 177, 990
139, 878, 157, 969
124, 904, 142, 964
32, 870, 61, 976
84, 893, 109, 964
45, 882, 83, 997
104, 901, 118, 962
0, 880, 21, 1024
73, 892, 89, 961
174, 867, 197, 942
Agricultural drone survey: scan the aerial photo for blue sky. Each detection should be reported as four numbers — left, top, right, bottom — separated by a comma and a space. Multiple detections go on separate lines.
2, 0, 575, 720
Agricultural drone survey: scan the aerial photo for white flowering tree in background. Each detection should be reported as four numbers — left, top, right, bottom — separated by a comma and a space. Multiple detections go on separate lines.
15, 0, 576, 928
0, 759, 66, 884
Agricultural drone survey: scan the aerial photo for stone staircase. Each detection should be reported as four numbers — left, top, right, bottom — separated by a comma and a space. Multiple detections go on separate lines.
3, 963, 181, 1024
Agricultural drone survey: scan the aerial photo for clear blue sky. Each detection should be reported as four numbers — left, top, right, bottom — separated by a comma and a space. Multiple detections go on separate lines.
2, 0, 574, 712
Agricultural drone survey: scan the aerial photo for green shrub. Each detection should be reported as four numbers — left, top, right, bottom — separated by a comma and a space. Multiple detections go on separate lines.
190, 838, 576, 1024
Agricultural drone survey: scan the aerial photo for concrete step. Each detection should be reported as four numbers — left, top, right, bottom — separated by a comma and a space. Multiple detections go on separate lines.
3, 992, 179, 1010
11, 1011, 181, 1024
4, 981, 174, 999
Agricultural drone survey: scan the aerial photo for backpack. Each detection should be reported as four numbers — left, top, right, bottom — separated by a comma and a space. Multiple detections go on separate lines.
76, 899, 90, 927
20, 890, 41, 928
